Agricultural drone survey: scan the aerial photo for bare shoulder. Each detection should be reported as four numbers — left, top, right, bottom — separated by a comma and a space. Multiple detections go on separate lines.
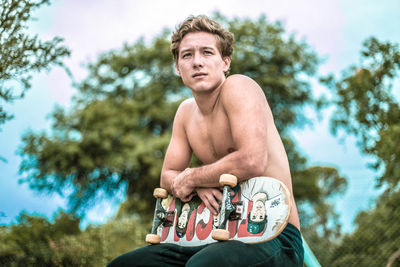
174, 98, 196, 123
224, 74, 256, 85
178, 98, 196, 111
220, 74, 268, 107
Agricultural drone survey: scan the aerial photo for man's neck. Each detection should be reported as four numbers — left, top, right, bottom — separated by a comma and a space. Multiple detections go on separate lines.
191, 81, 225, 116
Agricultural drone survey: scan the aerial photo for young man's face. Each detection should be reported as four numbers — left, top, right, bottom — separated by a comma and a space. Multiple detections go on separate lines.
175, 32, 231, 93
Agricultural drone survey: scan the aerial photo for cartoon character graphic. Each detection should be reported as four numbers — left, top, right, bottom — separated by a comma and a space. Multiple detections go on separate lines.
176, 203, 190, 237
175, 198, 201, 238
241, 178, 286, 234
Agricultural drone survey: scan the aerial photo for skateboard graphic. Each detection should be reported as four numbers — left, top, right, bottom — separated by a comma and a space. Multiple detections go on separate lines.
146, 174, 291, 246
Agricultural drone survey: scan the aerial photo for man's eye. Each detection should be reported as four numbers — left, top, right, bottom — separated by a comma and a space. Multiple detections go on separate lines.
182, 53, 191, 58
204, 51, 213, 55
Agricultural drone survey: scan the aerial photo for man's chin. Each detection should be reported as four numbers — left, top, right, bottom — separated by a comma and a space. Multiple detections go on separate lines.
190, 84, 215, 93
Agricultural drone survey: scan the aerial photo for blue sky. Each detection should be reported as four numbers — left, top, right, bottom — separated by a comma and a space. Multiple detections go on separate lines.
0, 0, 399, 231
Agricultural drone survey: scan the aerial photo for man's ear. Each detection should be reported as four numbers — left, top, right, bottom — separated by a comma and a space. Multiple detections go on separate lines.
222, 56, 231, 73
175, 63, 181, 77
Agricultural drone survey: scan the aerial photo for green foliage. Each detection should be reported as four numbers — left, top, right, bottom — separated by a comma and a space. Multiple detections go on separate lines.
0, 0, 70, 126
19, 32, 182, 215
320, 37, 400, 266
328, 190, 400, 266
0, 211, 148, 266
323, 37, 400, 189
282, 136, 348, 262
0, 210, 80, 266
295, 166, 347, 266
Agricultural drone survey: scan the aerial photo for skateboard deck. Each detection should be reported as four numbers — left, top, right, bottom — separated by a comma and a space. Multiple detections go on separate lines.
146, 175, 291, 246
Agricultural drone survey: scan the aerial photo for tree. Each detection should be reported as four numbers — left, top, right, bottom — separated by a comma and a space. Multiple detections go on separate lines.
0, 210, 80, 266
18, 13, 346, 242
19, 32, 183, 219
324, 37, 400, 189
322, 37, 400, 266
0, 0, 70, 127
0, 210, 147, 266
294, 166, 347, 266
328, 190, 400, 266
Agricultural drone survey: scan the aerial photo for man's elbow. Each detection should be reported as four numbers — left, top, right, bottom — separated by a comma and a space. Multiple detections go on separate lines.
160, 169, 177, 193
240, 153, 267, 178
160, 172, 170, 191
160, 178, 168, 190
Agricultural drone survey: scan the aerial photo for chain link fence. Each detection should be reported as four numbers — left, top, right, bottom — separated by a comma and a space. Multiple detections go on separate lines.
303, 193, 400, 267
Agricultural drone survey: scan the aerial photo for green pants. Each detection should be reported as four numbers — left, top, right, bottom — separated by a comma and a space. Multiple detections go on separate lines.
108, 223, 304, 267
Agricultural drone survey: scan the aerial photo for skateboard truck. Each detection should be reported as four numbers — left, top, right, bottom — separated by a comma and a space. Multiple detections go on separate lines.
212, 174, 238, 241
229, 201, 244, 220
146, 188, 173, 244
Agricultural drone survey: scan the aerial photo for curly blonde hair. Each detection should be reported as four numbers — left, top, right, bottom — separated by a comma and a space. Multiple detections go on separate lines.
171, 15, 234, 63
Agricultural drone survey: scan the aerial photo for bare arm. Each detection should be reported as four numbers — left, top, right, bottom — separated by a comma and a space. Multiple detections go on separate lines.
172, 75, 271, 201
160, 99, 193, 192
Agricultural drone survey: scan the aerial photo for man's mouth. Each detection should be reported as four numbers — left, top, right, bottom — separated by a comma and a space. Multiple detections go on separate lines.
192, 72, 207, 78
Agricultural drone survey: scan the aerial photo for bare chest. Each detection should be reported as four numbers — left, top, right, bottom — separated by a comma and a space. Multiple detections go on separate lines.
186, 110, 235, 164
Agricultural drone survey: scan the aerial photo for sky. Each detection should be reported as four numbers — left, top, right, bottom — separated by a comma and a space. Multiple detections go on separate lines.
0, 0, 399, 231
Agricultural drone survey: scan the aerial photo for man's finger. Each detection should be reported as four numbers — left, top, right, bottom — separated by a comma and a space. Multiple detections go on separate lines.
181, 192, 195, 202
204, 199, 215, 216
214, 190, 223, 203
208, 204, 217, 216
208, 195, 220, 216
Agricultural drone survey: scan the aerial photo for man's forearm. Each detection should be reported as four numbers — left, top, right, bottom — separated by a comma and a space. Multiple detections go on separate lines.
163, 151, 266, 201
186, 151, 265, 189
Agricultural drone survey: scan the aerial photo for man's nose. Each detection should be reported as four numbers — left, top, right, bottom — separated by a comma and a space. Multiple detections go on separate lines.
192, 52, 203, 67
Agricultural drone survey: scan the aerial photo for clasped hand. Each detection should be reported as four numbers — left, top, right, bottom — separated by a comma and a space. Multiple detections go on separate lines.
171, 168, 222, 215
171, 168, 195, 202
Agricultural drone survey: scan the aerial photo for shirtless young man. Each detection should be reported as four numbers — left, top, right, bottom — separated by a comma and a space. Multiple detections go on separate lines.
108, 15, 304, 267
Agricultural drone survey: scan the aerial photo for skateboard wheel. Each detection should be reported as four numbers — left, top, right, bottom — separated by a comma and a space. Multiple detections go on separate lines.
153, 188, 168, 199
212, 229, 230, 241
145, 234, 161, 244
219, 174, 237, 187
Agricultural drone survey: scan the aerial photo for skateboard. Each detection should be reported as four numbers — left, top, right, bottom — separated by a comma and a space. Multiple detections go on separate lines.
145, 174, 291, 246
